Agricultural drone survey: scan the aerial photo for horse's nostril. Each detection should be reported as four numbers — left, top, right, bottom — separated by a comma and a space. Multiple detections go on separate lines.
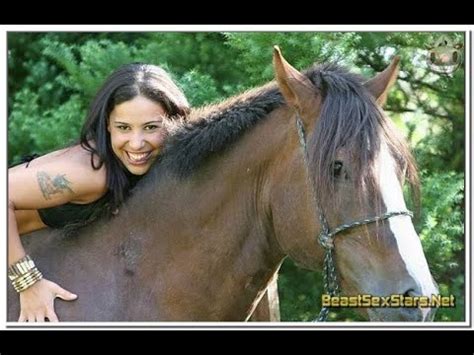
400, 288, 436, 321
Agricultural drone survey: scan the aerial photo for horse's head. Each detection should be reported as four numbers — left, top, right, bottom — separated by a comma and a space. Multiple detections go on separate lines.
271, 47, 439, 321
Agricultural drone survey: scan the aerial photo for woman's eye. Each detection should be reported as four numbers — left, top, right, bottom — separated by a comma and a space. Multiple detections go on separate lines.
116, 125, 130, 131
145, 125, 160, 131
332, 161, 344, 178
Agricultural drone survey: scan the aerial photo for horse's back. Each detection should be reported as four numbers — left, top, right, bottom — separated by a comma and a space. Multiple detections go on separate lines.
7, 228, 132, 321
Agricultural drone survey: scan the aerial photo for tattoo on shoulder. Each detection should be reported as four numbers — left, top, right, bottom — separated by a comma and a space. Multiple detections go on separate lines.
37, 171, 74, 200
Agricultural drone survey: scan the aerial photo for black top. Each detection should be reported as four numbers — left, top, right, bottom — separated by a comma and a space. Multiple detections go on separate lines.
37, 192, 112, 229
37, 171, 143, 229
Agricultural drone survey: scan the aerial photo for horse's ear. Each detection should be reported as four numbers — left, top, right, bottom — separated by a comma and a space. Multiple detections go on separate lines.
363, 55, 400, 106
273, 46, 316, 114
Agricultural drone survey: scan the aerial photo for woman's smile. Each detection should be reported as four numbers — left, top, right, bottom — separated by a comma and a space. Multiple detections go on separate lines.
125, 151, 153, 165
108, 95, 167, 175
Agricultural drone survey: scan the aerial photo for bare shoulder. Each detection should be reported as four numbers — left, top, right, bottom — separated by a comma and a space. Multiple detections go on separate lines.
63, 145, 107, 190
63, 144, 104, 171
8, 144, 107, 209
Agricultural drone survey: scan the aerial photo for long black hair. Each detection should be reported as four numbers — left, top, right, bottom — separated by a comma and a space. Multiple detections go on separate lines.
80, 63, 190, 210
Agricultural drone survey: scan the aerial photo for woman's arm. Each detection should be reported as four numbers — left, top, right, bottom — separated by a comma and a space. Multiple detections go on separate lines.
8, 145, 106, 322
8, 198, 77, 322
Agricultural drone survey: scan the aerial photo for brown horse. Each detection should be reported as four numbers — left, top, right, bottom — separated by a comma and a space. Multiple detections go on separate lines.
8, 47, 438, 321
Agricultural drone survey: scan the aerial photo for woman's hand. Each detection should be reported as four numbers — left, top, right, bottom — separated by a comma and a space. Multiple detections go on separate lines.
18, 278, 77, 322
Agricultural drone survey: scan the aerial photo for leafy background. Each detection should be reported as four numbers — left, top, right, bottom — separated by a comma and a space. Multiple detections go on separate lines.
8, 32, 465, 321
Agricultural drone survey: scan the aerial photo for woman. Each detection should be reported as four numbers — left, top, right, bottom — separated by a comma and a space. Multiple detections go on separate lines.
8, 63, 190, 322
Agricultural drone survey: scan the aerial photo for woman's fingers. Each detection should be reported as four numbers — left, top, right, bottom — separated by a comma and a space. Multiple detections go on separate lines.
52, 283, 77, 301
46, 310, 59, 322
20, 311, 56, 322
17, 279, 77, 322
18, 311, 26, 322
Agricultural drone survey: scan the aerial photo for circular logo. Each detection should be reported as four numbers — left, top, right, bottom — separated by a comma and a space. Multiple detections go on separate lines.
427, 36, 463, 75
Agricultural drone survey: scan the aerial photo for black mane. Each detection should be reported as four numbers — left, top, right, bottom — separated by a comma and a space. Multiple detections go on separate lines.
158, 84, 284, 178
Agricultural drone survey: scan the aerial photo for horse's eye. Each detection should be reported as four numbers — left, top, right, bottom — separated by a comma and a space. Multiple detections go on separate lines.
332, 161, 343, 178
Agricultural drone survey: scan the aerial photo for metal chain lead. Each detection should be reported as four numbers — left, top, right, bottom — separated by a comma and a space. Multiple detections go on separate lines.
294, 115, 413, 322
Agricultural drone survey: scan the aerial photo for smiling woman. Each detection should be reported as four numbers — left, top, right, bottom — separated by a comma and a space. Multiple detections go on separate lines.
107, 95, 168, 175
7, 63, 190, 322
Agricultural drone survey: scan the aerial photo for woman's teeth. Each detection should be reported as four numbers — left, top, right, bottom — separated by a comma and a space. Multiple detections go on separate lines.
127, 152, 150, 163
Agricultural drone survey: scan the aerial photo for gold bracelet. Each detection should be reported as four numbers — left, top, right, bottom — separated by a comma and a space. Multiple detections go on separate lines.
8, 255, 43, 293
11, 268, 43, 293
8, 255, 36, 281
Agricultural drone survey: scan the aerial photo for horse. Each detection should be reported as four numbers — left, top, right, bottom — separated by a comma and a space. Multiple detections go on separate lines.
8, 47, 439, 322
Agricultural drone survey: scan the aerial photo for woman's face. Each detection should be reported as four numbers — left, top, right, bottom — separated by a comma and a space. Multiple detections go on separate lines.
108, 95, 167, 175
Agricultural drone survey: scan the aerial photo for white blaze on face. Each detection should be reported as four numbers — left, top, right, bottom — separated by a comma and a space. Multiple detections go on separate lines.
378, 144, 438, 297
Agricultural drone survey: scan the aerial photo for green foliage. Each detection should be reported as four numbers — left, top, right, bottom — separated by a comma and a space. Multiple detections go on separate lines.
8, 89, 84, 165
416, 171, 465, 321
279, 259, 364, 322
278, 259, 321, 322
138, 33, 243, 91
8, 89, 39, 163
223, 32, 357, 86
178, 70, 221, 107
41, 38, 138, 104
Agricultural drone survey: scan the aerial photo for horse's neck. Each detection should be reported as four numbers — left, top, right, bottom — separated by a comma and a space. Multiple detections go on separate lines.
160, 108, 290, 268
118, 108, 292, 318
